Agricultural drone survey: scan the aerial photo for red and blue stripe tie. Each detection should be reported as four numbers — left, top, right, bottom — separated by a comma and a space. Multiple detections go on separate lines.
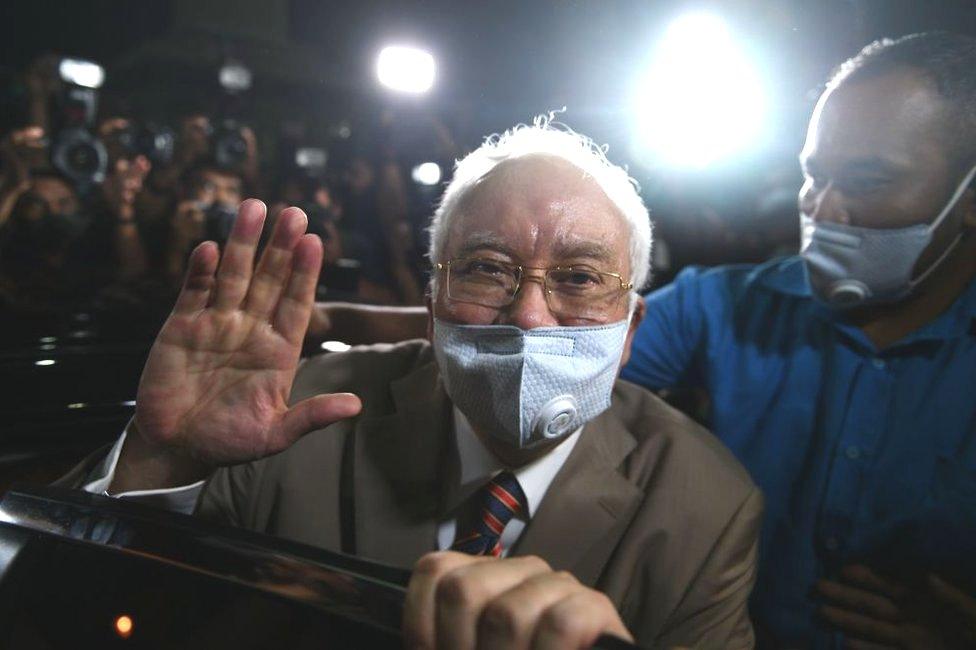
451, 471, 526, 557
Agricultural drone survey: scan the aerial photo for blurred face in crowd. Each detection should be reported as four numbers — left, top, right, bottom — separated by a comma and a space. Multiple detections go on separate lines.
180, 115, 212, 162
432, 155, 639, 342
345, 158, 374, 194
191, 168, 243, 209
29, 176, 80, 219
798, 67, 976, 277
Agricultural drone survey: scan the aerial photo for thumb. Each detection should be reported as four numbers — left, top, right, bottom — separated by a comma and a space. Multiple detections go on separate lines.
275, 392, 362, 446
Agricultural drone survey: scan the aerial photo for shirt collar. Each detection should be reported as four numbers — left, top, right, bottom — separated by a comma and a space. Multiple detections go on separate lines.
449, 407, 582, 518
755, 255, 811, 297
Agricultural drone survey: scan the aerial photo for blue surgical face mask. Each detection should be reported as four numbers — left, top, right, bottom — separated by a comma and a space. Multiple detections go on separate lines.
432, 318, 630, 449
800, 164, 976, 309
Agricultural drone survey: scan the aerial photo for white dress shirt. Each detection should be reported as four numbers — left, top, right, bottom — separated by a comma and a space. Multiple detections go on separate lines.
83, 410, 582, 554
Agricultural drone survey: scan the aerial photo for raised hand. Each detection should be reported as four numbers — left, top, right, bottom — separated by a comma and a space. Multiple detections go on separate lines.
111, 199, 361, 492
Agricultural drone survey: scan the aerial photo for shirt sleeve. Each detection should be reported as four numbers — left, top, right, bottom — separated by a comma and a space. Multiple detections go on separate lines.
81, 425, 206, 515
621, 266, 710, 391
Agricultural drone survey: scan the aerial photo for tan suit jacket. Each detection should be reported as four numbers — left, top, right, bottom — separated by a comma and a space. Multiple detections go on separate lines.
63, 340, 762, 649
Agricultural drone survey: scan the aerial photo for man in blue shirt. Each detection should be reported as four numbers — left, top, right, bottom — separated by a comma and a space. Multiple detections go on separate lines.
622, 32, 976, 648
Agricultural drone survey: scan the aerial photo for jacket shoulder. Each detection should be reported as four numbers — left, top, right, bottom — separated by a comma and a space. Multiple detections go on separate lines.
611, 379, 756, 500
292, 338, 433, 403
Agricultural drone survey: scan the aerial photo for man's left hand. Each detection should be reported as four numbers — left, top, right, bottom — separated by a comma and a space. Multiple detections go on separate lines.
817, 564, 976, 649
403, 551, 633, 650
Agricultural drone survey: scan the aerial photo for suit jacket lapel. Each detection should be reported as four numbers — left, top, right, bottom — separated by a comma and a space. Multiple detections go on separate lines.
352, 360, 456, 569
514, 406, 642, 587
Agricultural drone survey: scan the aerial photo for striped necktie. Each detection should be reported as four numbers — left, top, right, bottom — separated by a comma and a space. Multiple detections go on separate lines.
451, 471, 527, 557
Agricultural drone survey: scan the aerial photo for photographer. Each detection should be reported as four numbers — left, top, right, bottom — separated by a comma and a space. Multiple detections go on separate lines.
0, 126, 85, 307
272, 173, 342, 267
165, 158, 244, 285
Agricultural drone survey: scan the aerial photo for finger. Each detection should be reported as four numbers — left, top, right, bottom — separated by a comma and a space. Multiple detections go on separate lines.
532, 589, 633, 650
840, 565, 908, 601
272, 234, 323, 344
476, 570, 583, 650
927, 574, 976, 618
403, 552, 492, 650
820, 605, 901, 645
172, 241, 219, 314
817, 580, 901, 621
273, 392, 362, 449
243, 207, 308, 321
212, 198, 266, 312
434, 556, 552, 650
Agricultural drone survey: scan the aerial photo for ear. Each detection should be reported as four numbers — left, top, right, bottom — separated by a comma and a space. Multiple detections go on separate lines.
425, 294, 435, 341
619, 297, 646, 369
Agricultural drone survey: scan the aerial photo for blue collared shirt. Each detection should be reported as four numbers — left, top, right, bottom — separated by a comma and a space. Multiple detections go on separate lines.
621, 256, 976, 648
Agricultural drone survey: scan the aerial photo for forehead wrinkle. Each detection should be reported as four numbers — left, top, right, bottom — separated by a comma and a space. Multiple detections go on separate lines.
454, 231, 517, 257
550, 234, 616, 264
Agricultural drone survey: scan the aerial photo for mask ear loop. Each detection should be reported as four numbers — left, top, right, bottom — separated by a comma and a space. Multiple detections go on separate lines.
909, 163, 976, 289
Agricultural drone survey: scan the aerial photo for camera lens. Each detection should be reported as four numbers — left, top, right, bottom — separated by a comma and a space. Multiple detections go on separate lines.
212, 121, 249, 170
135, 124, 175, 166
51, 127, 108, 187
66, 141, 100, 174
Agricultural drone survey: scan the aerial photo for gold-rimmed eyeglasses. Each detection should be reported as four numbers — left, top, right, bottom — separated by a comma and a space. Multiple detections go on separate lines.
435, 257, 633, 321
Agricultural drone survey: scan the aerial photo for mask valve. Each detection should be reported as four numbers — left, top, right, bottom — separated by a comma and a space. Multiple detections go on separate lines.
534, 396, 580, 439
828, 280, 870, 306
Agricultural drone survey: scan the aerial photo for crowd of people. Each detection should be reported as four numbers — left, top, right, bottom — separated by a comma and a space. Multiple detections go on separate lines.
0, 57, 435, 338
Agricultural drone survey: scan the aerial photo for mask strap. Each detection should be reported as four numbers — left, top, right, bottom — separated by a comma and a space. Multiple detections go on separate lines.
910, 163, 976, 288
926, 164, 976, 234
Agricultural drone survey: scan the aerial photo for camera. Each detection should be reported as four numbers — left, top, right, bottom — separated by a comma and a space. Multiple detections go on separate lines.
210, 119, 249, 171
203, 201, 238, 245
209, 60, 253, 172
114, 122, 176, 166
49, 58, 108, 190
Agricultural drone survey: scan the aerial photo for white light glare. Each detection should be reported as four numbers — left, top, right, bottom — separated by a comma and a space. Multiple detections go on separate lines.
634, 13, 766, 168
219, 62, 253, 92
295, 147, 327, 169
376, 46, 436, 94
411, 162, 442, 186
59, 59, 105, 89
35, 359, 56, 367
321, 340, 352, 353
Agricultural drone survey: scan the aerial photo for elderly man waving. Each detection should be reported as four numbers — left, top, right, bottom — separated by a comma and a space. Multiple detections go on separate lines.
63, 122, 762, 649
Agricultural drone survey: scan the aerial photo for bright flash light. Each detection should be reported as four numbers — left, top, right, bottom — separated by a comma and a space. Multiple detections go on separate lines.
411, 162, 442, 186
376, 46, 436, 94
35, 359, 56, 367
219, 62, 253, 93
633, 13, 766, 168
321, 340, 351, 353
114, 614, 133, 639
59, 58, 105, 89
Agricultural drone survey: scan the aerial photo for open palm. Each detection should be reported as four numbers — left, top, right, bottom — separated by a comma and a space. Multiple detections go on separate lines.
132, 200, 361, 474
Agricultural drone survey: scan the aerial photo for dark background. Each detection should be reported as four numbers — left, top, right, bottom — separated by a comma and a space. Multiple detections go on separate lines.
4, 0, 976, 259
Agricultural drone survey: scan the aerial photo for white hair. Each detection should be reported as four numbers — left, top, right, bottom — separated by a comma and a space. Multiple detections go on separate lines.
427, 116, 653, 292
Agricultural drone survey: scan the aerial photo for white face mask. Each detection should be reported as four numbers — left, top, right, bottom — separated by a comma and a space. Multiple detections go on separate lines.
432, 318, 630, 449
800, 164, 976, 308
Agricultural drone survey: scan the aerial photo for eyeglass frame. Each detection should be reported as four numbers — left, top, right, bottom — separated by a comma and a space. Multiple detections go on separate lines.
434, 257, 634, 318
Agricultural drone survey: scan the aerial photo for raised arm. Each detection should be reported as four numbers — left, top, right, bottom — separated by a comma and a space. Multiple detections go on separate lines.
109, 199, 362, 493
